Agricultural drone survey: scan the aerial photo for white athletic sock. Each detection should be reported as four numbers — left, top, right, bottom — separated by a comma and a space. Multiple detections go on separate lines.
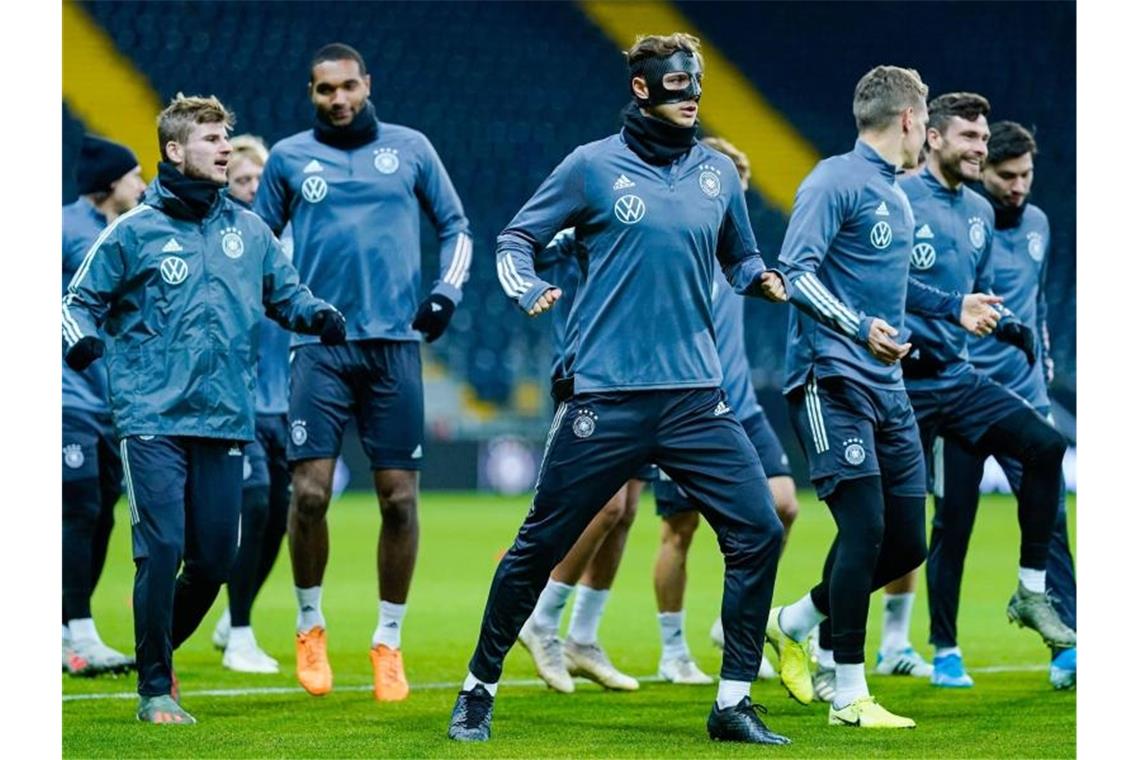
779, 594, 826, 642
531, 579, 574, 632
1018, 567, 1046, 593
658, 610, 690, 660
567, 585, 608, 645
881, 592, 916, 653
934, 646, 962, 659
817, 647, 836, 670
295, 586, 326, 632
69, 618, 100, 645
833, 663, 869, 709
217, 608, 231, 631
716, 679, 751, 710
62, 624, 71, 643
463, 671, 498, 697
228, 626, 255, 648
372, 600, 407, 648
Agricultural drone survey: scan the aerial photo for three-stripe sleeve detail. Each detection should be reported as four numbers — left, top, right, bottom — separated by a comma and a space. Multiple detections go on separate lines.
795, 273, 860, 338
496, 252, 531, 299
443, 233, 472, 288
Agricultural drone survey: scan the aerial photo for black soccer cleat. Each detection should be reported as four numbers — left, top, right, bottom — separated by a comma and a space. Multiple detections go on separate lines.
448, 684, 495, 742
707, 697, 792, 745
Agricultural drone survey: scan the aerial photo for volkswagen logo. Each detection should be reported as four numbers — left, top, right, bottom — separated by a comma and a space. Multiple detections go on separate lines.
302, 176, 328, 204
160, 256, 189, 285
910, 242, 937, 270
869, 221, 893, 250
613, 194, 646, 225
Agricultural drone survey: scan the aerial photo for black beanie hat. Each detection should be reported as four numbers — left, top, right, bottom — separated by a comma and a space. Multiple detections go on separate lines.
76, 134, 139, 195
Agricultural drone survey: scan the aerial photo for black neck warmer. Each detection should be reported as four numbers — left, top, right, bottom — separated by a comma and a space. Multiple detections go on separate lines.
313, 99, 379, 150
157, 161, 223, 220
982, 186, 1028, 230
621, 102, 697, 166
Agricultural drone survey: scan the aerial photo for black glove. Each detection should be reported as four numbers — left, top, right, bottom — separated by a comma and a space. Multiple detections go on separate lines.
900, 340, 944, 380
65, 336, 105, 371
994, 320, 1036, 366
411, 294, 456, 343
314, 308, 347, 346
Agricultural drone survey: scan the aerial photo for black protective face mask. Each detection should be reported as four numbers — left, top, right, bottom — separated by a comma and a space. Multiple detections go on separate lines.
313, 99, 379, 149
621, 102, 697, 166
630, 50, 702, 108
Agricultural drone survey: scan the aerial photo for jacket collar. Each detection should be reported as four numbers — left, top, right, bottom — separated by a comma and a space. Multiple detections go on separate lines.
143, 174, 229, 222
853, 139, 900, 182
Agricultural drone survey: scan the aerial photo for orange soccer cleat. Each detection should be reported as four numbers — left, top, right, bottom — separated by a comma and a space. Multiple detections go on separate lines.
295, 627, 333, 696
369, 644, 410, 702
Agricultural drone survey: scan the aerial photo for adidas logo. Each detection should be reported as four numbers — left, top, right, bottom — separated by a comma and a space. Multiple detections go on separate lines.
303, 159, 324, 174
713, 401, 731, 417
875, 201, 890, 217
411, 444, 423, 459
916, 224, 935, 239
613, 174, 635, 190
431, 302, 443, 312
161, 238, 183, 253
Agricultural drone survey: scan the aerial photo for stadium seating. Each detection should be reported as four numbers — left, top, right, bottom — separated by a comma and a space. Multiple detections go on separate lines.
63, 0, 1075, 407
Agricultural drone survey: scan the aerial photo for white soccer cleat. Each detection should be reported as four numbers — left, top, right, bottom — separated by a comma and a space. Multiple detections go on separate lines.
67, 639, 135, 676
758, 652, 777, 680
709, 617, 776, 680
212, 610, 231, 651
658, 653, 714, 685
222, 636, 280, 674
710, 617, 725, 649
517, 618, 574, 693
565, 638, 639, 691
874, 646, 934, 678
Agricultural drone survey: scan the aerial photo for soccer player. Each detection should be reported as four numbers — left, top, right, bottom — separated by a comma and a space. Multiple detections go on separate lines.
660, 137, 799, 685
61, 94, 345, 724
921, 118, 1076, 688
253, 43, 472, 701
768, 66, 1004, 729
518, 230, 643, 693
62, 135, 146, 677
450, 33, 790, 745
207, 135, 290, 673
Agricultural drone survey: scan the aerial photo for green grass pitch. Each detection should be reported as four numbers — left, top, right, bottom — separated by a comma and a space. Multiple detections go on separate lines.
63, 490, 1075, 757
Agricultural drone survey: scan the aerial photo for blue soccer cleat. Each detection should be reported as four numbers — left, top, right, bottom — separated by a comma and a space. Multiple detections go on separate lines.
931, 652, 974, 688
1049, 648, 1075, 690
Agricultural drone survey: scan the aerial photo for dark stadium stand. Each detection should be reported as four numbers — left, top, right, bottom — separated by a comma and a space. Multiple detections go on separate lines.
63, 0, 1075, 410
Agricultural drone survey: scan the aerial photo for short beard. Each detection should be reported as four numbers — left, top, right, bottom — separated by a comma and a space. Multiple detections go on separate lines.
184, 161, 224, 185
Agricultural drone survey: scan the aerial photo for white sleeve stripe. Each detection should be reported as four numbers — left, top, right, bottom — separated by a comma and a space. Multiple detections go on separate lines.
496, 256, 527, 298
68, 203, 153, 293
498, 253, 528, 294
444, 234, 472, 287
442, 234, 465, 286
504, 255, 532, 291
801, 273, 860, 328
797, 276, 857, 337
61, 301, 83, 345
495, 257, 518, 296
799, 275, 859, 334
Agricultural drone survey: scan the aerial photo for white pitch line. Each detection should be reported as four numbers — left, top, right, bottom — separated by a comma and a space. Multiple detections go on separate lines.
62, 664, 1049, 703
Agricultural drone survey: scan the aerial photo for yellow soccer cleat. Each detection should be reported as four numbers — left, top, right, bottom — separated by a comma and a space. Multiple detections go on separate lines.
765, 607, 814, 705
828, 695, 916, 728
370, 644, 410, 702
295, 627, 333, 696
